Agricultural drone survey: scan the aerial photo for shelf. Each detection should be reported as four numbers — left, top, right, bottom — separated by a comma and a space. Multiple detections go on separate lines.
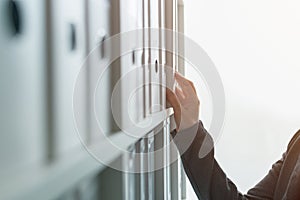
110, 108, 174, 149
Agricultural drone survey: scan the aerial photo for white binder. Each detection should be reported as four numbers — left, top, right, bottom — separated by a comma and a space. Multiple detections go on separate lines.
118, 0, 145, 132
159, 0, 167, 110
147, 132, 155, 200
123, 145, 136, 200
49, 0, 87, 157
149, 0, 161, 114
0, 0, 47, 173
86, 0, 111, 143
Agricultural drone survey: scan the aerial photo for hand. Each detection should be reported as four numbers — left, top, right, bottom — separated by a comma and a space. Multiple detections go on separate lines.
166, 73, 200, 132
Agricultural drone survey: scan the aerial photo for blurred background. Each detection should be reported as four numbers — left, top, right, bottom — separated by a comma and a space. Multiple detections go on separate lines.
184, 0, 300, 198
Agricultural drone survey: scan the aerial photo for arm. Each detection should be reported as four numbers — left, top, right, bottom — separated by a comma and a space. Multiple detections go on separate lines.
166, 73, 284, 200
171, 121, 284, 200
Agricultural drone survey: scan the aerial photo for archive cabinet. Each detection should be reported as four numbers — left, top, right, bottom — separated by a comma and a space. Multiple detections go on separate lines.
0, 0, 188, 199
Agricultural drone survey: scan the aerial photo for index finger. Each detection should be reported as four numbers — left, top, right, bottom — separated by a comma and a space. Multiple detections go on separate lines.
175, 73, 197, 96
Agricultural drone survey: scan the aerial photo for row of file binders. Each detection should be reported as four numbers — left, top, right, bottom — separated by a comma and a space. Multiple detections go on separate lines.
0, 0, 177, 178
0, 0, 184, 199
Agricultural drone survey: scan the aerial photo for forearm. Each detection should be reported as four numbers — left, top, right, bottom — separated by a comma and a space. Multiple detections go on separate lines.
171, 121, 245, 200
167, 73, 280, 199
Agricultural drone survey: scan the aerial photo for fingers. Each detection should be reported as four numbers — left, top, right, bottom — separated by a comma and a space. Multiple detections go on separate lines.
175, 86, 185, 103
175, 72, 197, 96
189, 80, 197, 94
166, 88, 181, 112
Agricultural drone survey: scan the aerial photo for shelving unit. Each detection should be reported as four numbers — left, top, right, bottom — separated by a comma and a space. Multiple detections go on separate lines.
0, 0, 187, 199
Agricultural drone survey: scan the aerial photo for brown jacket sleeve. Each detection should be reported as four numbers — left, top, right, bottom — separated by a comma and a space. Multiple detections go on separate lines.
171, 121, 286, 200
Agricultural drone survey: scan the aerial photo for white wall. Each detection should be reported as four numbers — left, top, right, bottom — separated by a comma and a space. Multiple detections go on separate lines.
183, 0, 300, 196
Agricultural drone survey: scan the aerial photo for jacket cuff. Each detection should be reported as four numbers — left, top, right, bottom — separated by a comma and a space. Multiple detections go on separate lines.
170, 121, 208, 157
